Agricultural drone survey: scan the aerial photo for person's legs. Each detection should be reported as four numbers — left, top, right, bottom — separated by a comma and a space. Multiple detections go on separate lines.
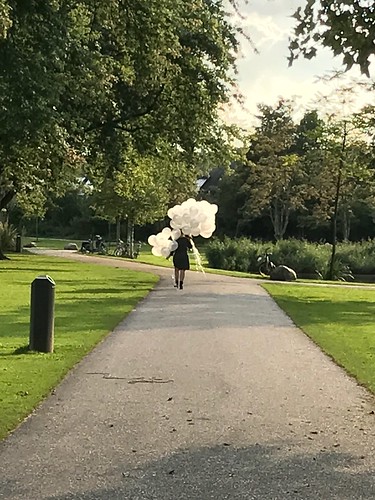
179, 270, 186, 289
174, 268, 179, 287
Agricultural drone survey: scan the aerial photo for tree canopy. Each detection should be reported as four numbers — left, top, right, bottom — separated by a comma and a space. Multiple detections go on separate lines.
212, 99, 375, 242
289, 1, 375, 76
0, 0, 241, 220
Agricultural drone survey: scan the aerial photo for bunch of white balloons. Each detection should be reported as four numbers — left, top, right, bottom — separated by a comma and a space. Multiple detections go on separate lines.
147, 198, 218, 257
147, 227, 181, 257
167, 198, 217, 238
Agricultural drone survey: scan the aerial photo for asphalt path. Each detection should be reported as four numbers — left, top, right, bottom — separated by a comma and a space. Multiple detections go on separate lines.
1, 251, 375, 499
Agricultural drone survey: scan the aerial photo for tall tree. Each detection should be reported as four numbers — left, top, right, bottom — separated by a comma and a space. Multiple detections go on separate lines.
243, 100, 305, 240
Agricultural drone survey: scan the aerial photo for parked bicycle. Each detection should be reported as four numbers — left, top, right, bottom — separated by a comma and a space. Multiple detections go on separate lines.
257, 249, 276, 276
112, 239, 142, 259
113, 239, 129, 257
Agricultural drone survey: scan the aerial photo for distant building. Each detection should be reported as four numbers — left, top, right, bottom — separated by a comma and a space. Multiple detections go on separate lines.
197, 167, 225, 193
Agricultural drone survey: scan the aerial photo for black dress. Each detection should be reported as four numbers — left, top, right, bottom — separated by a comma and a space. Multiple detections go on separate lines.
172, 236, 192, 270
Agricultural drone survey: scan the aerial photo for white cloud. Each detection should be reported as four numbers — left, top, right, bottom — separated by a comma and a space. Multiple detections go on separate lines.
224, 1, 375, 128
234, 11, 288, 49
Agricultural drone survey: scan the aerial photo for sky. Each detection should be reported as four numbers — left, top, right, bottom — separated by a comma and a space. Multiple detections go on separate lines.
223, 0, 375, 129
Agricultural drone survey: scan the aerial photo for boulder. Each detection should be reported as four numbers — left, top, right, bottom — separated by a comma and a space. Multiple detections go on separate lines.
24, 241, 37, 248
64, 243, 79, 251
270, 265, 297, 282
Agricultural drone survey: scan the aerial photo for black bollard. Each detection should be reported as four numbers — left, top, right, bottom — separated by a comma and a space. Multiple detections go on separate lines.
29, 275, 55, 353
15, 234, 22, 253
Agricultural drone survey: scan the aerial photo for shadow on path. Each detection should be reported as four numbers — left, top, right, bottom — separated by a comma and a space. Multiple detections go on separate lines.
42, 442, 375, 500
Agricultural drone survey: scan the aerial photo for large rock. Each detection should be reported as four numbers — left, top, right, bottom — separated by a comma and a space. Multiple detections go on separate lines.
270, 265, 297, 282
64, 243, 79, 250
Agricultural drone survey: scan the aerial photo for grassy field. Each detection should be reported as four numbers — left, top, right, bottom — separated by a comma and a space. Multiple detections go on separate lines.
263, 283, 375, 394
0, 253, 158, 440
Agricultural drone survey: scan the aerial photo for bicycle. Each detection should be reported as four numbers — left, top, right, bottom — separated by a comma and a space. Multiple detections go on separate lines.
257, 249, 276, 276
111, 239, 128, 257
112, 240, 141, 259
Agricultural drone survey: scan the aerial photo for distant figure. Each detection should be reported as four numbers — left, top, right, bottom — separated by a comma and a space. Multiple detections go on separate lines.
172, 234, 192, 289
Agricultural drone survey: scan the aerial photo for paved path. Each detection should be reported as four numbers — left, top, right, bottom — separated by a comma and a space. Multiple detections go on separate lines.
1, 251, 375, 499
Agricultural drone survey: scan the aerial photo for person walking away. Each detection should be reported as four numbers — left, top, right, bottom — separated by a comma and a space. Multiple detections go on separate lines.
172, 234, 192, 289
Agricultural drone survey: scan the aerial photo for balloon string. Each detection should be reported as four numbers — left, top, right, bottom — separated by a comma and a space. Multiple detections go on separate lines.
191, 239, 205, 275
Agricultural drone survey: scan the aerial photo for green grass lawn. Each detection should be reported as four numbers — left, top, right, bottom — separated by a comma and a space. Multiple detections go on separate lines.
0, 253, 158, 440
263, 283, 375, 394
23, 236, 82, 249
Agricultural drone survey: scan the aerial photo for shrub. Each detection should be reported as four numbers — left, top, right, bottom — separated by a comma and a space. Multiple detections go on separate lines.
336, 240, 375, 274
0, 221, 17, 250
205, 237, 375, 278
273, 239, 329, 275
317, 257, 354, 281
205, 239, 226, 269
206, 238, 268, 273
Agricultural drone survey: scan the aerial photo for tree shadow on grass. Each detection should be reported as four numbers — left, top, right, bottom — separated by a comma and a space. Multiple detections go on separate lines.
57, 285, 149, 295
272, 296, 375, 328
43, 442, 375, 500
1, 267, 76, 273
11, 345, 30, 355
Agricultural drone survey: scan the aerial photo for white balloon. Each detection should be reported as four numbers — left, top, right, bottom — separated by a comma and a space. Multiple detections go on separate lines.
201, 221, 213, 232
152, 246, 163, 256
171, 229, 181, 240
170, 220, 180, 229
210, 203, 218, 214
189, 218, 199, 228
161, 247, 171, 258
191, 227, 201, 237
189, 206, 199, 217
197, 212, 207, 223
156, 234, 168, 245
200, 230, 213, 238
182, 225, 192, 235
181, 198, 196, 208
173, 215, 183, 227
173, 205, 183, 217
190, 221, 200, 230
170, 240, 178, 251
199, 200, 211, 209
161, 227, 172, 237
167, 207, 176, 219
148, 235, 157, 246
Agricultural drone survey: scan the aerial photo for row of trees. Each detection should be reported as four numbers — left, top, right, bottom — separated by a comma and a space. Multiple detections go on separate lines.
213, 97, 375, 244
14, 94, 375, 248
0, 0, 243, 257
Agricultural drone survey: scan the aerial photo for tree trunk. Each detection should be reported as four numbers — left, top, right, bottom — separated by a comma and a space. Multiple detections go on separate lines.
127, 219, 135, 258
342, 208, 351, 241
0, 203, 10, 259
328, 122, 347, 280
270, 199, 289, 241
116, 216, 121, 240
35, 216, 39, 241
0, 190, 15, 210
0, 246, 10, 260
